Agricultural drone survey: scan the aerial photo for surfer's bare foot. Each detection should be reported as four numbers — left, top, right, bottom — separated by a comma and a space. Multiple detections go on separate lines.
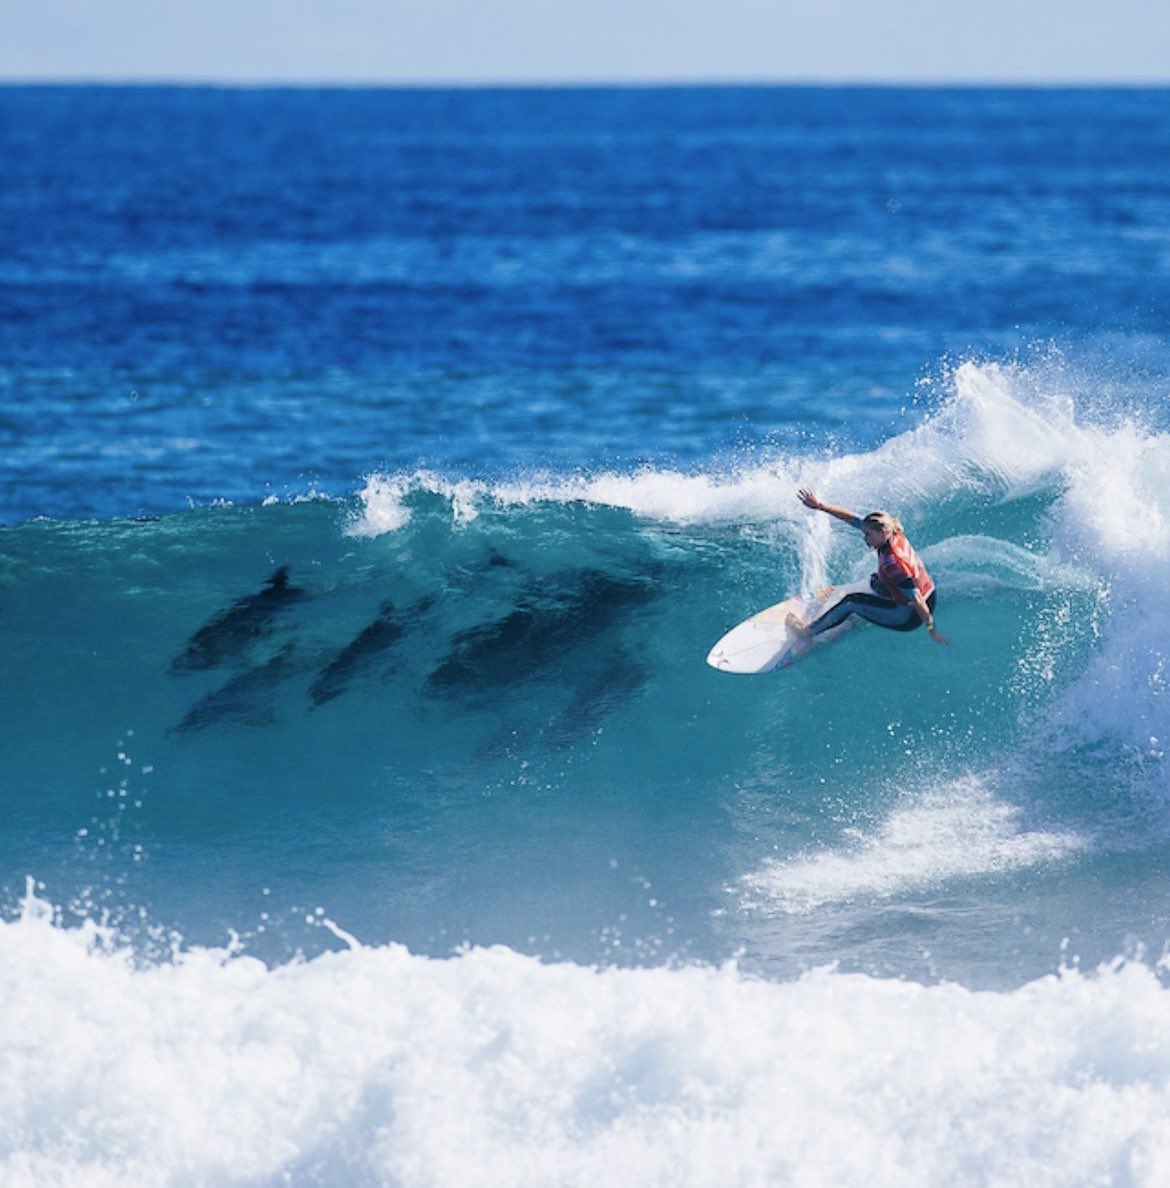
786, 612, 810, 638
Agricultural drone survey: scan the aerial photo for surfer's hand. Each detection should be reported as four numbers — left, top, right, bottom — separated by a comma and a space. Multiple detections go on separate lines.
928, 626, 949, 644
798, 488, 820, 510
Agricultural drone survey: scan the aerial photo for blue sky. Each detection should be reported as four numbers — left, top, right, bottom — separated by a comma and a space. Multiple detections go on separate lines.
5, 0, 1170, 84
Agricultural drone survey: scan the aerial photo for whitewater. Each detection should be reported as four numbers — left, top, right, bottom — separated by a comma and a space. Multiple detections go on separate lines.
7, 886, 1170, 1188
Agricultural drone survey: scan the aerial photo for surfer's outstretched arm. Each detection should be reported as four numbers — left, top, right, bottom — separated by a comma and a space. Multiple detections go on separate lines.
797, 489, 860, 527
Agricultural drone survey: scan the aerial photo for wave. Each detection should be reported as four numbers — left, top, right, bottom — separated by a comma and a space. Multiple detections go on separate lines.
342, 357, 1170, 757
2, 357, 1169, 978
5, 883, 1170, 1188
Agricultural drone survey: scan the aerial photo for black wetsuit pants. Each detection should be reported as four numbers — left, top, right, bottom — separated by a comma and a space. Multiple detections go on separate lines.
807, 588, 937, 637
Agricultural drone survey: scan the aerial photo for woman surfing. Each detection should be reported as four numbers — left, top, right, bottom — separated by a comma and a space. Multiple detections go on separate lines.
789, 489, 948, 644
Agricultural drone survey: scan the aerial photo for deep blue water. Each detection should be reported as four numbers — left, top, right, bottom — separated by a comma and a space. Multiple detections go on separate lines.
4, 86, 1170, 1186
5, 86, 1170, 521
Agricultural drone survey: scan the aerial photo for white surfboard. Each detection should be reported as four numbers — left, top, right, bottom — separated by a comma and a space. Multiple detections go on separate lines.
706, 581, 869, 674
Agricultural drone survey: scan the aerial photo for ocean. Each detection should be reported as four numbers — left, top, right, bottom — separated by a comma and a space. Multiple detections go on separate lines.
4, 85, 1170, 1185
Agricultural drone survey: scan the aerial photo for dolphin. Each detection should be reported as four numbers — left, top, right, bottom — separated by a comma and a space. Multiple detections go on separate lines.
170, 567, 306, 673
546, 652, 650, 746
308, 594, 437, 706
426, 569, 656, 696
172, 644, 301, 733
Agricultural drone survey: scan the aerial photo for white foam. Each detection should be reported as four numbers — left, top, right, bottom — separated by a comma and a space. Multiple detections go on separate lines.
347, 471, 488, 537
739, 775, 1085, 915
502, 465, 811, 526
1035, 400, 1170, 756
5, 886, 1170, 1187
912, 359, 1095, 495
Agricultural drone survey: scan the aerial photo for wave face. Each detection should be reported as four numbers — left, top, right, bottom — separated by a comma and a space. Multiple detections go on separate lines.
5, 361, 1170, 974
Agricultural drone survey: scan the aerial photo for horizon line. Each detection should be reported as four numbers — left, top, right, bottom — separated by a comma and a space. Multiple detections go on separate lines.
3, 75, 1170, 90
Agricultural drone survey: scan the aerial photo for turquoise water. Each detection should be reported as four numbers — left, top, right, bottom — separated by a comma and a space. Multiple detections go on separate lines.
6, 357, 1164, 986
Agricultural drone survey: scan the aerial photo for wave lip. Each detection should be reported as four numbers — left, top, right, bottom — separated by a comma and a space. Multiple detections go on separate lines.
344, 356, 1170, 532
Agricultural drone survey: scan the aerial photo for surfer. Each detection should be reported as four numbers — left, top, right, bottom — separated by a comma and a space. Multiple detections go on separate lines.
790, 489, 948, 644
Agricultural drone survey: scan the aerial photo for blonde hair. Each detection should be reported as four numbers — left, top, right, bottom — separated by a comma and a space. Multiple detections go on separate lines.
861, 510, 903, 536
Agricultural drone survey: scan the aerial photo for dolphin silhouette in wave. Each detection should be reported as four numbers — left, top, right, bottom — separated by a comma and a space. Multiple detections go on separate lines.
170, 567, 306, 673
